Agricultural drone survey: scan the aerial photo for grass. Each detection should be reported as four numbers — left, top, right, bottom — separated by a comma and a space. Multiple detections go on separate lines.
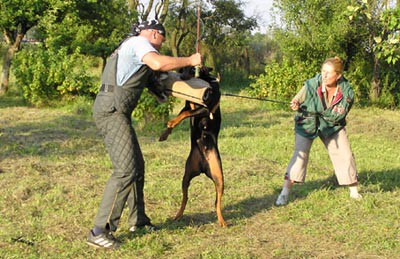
0, 89, 399, 258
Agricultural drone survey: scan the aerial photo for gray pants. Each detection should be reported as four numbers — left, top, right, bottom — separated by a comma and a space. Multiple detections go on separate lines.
286, 128, 358, 185
93, 111, 151, 232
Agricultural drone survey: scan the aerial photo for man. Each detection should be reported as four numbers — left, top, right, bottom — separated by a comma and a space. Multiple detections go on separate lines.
87, 20, 201, 249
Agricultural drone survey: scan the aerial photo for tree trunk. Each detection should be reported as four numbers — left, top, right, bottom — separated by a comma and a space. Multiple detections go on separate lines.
370, 55, 381, 101
243, 48, 250, 77
170, 30, 179, 57
0, 33, 24, 95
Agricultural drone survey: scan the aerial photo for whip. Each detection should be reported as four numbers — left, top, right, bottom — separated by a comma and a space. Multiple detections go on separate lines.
195, 0, 201, 78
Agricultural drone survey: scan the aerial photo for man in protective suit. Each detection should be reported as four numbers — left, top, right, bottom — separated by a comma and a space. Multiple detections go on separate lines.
87, 20, 202, 249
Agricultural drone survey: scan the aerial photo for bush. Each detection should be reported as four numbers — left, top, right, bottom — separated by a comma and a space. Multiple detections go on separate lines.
346, 56, 400, 108
12, 45, 97, 106
245, 59, 317, 101
132, 88, 176, 123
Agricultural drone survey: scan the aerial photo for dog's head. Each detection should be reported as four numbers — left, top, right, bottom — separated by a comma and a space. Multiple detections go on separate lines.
179, 66, 214, 80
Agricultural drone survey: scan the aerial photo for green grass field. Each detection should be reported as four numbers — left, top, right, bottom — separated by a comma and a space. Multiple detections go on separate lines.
0, 91, 399, 258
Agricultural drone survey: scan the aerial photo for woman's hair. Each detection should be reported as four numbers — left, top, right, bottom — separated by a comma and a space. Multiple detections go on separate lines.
322, 56, 344, 74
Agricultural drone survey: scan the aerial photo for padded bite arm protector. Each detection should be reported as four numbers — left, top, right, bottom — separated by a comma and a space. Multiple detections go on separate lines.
161, 72, 211, 106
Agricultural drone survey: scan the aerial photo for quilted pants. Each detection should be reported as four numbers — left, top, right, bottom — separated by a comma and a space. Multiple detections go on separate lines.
93, 92, 151, 232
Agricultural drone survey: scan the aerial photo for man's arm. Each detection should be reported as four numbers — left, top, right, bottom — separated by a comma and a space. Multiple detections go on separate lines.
142, 52, 201, 72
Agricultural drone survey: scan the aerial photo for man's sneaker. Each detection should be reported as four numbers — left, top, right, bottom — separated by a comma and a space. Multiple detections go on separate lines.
86, 230, 120, 249
129, 224, 159, 233
275, 193, 289, 206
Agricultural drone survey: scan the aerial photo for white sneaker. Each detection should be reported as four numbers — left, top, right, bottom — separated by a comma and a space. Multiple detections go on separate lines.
275, 194, 289, 206
350, 193, 362, 200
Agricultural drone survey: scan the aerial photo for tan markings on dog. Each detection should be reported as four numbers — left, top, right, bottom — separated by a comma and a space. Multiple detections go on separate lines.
206, 149, 227, 227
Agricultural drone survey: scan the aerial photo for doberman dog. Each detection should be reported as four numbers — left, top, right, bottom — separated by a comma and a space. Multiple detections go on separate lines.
159, 66, 227, 227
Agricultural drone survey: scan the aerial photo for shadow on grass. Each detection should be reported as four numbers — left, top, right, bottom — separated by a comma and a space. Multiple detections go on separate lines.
0, 88, 27, 108
358, 169, 400, 192
148, 168, 400, 231
0, 114, 96, 161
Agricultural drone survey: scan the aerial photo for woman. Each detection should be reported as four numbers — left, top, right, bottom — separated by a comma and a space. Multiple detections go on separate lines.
275, 57, 362, 206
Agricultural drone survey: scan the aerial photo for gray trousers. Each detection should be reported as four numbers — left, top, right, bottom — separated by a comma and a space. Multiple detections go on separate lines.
286, 128, 358, 185
93, 111, 151, 232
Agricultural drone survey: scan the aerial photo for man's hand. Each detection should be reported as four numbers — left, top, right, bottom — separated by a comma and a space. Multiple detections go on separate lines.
189, 53, 202, 67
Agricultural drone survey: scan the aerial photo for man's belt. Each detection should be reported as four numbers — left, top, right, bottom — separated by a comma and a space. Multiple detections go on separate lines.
100, 84, 114, 92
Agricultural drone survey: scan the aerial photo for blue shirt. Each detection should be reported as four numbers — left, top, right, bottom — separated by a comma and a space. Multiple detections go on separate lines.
116, 36, 158, 86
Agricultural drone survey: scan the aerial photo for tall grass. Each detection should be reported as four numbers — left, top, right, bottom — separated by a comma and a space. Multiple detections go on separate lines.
0, 91, 399, 258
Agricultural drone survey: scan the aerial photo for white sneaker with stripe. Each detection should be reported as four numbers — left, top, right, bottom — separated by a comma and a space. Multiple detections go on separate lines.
86, 230, 120, 249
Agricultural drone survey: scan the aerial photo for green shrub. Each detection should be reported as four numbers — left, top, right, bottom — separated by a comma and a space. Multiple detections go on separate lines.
346, 56, 400, 108
245, 59, 317, 101
12, 45, 97, 106
132, 88, 176, 123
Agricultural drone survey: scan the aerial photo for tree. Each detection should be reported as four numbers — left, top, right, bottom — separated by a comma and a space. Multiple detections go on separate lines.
373, 6, 400, 65
345, 0, 398, 101
248, 32, 282, 74
273, 0, 351, 64
163, 0, 194, 57
0, 0, 53, 94
38, 0, 136, 70
199, 0, 257, 73
267, 0, 400, 107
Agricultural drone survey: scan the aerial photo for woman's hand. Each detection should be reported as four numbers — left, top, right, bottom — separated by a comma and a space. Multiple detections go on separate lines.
290, 99, 300, 111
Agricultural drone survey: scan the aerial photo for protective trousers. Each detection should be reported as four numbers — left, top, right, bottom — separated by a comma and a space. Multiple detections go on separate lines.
92, 108, 151, 232
91, 44, 157, 232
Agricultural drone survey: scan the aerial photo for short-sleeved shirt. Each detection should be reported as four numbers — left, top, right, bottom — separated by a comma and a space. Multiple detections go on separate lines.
116, 36, 158, 86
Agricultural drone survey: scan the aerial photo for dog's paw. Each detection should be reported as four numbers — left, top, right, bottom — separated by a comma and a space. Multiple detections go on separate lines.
159, 128, 172, 141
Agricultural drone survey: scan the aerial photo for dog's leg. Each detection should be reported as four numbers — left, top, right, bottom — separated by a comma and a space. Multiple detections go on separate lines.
206, 149, 227, 227
174, 149, 201, 221
159, 107, 210, 141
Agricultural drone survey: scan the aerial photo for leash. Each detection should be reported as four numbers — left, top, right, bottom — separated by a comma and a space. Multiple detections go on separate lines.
221, 93, 289, 104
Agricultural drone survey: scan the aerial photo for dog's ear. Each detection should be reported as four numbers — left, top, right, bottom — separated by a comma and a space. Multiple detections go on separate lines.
200, 66, 213, 76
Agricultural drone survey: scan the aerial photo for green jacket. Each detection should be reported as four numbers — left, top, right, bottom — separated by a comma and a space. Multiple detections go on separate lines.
294, 74, 354, 139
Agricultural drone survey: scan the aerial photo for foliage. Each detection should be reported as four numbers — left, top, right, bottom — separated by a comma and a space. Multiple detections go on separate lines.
12, 45, 97, 106
246, 58, 317, 101
343, 0, 400, 106
163, 0, 257, 74
273, 0, 350, 62
248, 32, 283, 75
0, 0, 55, 93
132, 88, 176, 123
37, 0, 134, 65
374, 7, 400, 65
201, 0, 257, 72
345, 56, 373, 106
0, 0, 49, 39
259, 0, 400, 108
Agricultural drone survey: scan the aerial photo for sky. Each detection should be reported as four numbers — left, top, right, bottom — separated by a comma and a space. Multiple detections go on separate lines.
141, 0, 277, 34
243, 0, 276, 33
